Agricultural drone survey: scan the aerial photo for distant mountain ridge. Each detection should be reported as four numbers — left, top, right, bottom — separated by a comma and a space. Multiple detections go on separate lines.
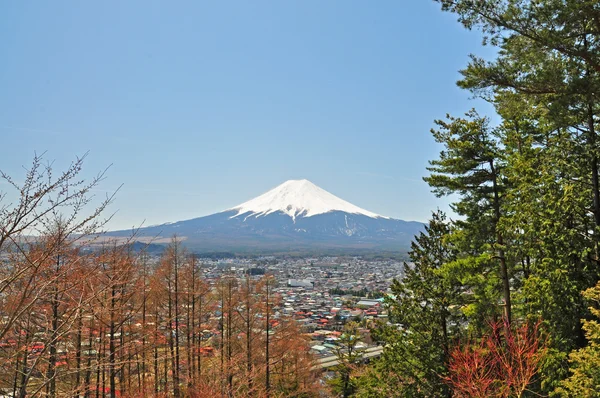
106, 180, 423, 253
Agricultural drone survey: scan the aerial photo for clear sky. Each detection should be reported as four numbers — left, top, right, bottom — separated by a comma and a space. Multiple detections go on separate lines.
0, 1, 496, 230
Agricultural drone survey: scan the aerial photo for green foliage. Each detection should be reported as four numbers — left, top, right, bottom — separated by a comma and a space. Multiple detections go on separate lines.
558, 281, 600, 397
329, 322, 364, 397
425, 110, 510, 328
357, 1, 600, 395
429, 0, 600, 393
356, 211, 460, 397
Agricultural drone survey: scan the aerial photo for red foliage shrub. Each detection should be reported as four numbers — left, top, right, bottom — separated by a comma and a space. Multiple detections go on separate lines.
446, 319, 546, 398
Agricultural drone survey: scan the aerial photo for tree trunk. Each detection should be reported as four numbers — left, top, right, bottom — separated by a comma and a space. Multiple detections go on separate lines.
220, 286, 225, 398
197, 292, 203, 381
109, 283, 117, 398
246, 274, 253, 393
74, 309, 83, 398
154, 305, 159, 395
168, 275, 179, 397
84, 317, 94, 398
174, 251, 181, 397
490, 160, 511, 324
226, 278, 233, 397
187, 257, 194, 386
265, 278, 271, 397
12, 322, 23, 398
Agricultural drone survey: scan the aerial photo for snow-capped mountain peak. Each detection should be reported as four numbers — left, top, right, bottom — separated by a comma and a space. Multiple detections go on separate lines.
106, 179, 423, 252
228, 179, 388, 221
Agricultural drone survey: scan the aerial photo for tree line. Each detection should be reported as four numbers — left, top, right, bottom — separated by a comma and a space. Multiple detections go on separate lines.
0, 154, 319, 398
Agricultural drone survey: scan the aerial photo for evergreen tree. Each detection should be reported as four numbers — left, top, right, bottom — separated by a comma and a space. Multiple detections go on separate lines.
432, 0, 600, 390
330, 321, 363, 398
357, 211, 460, 397
425, 111, 510, 329
558, 280, 600, 397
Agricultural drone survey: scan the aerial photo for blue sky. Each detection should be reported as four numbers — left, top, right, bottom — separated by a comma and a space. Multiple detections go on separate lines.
0, 1, 495, 230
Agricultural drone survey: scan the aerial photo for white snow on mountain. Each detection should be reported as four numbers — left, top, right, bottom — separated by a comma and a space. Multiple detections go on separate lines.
228, 179, 389, 221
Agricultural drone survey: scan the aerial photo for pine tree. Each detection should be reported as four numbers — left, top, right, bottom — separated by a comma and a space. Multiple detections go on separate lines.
432, 1, 600, 390
425, 111, 510, 329
330, 322, 363, 398
357, 211, 460, 397
558, 280, 600, 397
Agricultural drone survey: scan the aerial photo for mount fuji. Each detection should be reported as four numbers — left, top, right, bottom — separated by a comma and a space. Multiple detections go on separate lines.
107, 180, 423, 253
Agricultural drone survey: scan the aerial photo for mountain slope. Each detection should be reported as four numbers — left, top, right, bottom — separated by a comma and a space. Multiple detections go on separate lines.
107, 180, 423, 253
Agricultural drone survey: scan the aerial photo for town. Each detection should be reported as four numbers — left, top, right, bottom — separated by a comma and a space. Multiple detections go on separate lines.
200, 255, 404, 360
0, 246, 405, 397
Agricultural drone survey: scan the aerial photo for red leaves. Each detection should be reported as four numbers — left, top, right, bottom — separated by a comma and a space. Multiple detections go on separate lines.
446, 319, 546, 398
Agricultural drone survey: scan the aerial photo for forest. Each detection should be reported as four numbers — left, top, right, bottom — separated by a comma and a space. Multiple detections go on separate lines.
0, 156, 319, 397
342, 1, 600, 397
3, 0, 600, 397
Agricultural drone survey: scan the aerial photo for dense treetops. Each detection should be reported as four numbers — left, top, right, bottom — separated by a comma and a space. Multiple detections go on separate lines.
352, 1, 600, 396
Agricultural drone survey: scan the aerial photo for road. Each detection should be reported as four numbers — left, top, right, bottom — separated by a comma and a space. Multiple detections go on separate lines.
312, 345, 383, 370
